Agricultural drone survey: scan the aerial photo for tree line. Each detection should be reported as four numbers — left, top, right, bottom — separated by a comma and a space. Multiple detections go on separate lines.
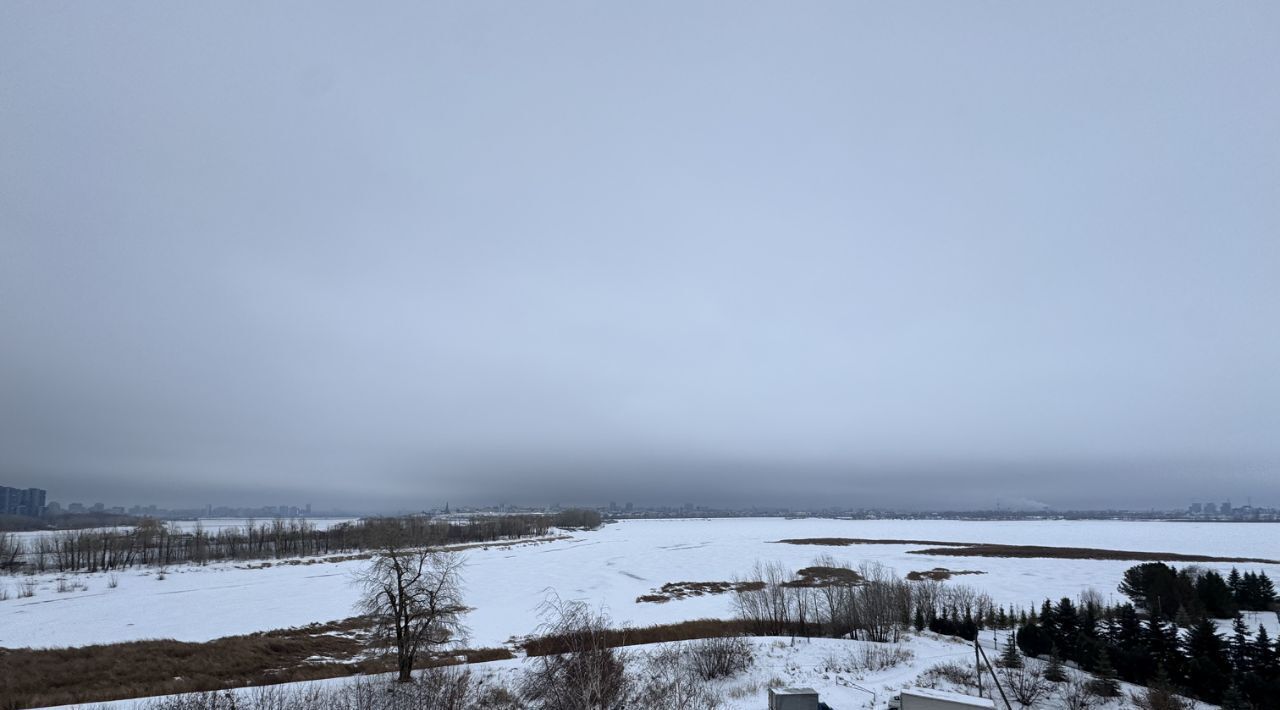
0, 511, 599, 574
1009, 563, 1280, 708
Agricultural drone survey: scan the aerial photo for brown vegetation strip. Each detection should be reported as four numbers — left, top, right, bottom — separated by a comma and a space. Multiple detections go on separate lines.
905, 568, 986, 582
776, 537, 974, 547
908, 543, 1279, 564
522, 618, 775, 657
0, 617, 513, 710
775, 537, 1278, 564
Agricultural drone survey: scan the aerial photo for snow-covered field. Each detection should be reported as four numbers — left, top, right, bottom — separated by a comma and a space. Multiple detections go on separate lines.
2, 518, 1277, 650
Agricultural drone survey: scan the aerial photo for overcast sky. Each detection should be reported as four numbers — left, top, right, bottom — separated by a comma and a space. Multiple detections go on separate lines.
2, 2, 1277, 511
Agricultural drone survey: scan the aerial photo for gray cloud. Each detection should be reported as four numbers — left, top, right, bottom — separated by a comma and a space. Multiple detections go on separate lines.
2, 2, 1277, 510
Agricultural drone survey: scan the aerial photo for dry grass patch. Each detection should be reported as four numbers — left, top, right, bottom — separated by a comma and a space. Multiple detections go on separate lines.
782, 566, 865, 587
775, 538, 1277, 564
905, 568, 986, 581
776, 537, 973, 547
910, 543, 1278, 564
635, 580, 765, 603
522, 618, 757, 656
0, 617, 512, 710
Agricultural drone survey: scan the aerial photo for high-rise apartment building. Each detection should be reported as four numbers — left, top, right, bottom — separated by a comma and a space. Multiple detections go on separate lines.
0, 486, 48, 517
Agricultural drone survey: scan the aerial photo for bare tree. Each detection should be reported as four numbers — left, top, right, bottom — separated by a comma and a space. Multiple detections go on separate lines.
356, 537, 467, 682
1060, 674, 1100, 710
0, 532, 22, 572
520, 597, 631, 710
1001, 663, 1051, 707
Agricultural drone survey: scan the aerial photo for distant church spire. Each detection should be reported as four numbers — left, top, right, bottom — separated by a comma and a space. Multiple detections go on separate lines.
444, 501, 450, 514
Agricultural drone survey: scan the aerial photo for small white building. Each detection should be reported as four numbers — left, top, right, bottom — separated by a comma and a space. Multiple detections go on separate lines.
768, 687, 820, 710
890, 687, 996, 710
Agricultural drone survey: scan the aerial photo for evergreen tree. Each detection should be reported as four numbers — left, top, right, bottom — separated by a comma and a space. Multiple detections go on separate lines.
914, 607, 925, 632
1228, 614, 1251, 672
1258, 571, 1277, 606
1241, 572, 1262, 610
1184, 617, 1230, 703
1234, 571, 1276, 611
1139, 666, 1188, 710
1101, 604, 1118, 642
1145, 616, 1182, 680
1045, 648, 1069, 682
1089, 648, 1121, 698
1120, 562, 1181, 620
1114, 603, 1144, 645
999, 632, 1023, 668
1055, 597, 1081, 660
1254, 625, 1276, 676
1015, 620, 1052, 659
1195, 570, 1238, 618
1219, 681, 1247, 710
960, 609, 978, 641
1228, 568, 1243, 599
1110, 603, 1149, 682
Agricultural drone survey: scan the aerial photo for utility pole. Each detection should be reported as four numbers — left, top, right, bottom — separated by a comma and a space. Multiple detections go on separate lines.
976, 637, 983, 697
974, 636, 1014, 710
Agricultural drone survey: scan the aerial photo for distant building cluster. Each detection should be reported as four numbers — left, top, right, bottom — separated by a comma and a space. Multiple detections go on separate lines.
0, 485, 47, 517
4, 487, 322, 520
1186, 500, 1279, 521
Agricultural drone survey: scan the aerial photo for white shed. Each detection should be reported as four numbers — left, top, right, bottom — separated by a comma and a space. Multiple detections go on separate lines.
892, 688, 996, 710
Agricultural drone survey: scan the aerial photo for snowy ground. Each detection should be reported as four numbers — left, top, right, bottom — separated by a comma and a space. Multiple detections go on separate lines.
41, 633, 1210, 710
2, 518, 1277, 650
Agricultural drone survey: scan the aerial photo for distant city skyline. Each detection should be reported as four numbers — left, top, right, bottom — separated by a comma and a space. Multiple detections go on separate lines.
12, 480, 1277, 518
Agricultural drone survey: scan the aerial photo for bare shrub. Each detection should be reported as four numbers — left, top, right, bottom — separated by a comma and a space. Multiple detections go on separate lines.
918, 661, 977, 688
1059, 674, 1100, 710
634, 644, 722, 710
859, 642, 914, 671
142, 690, 238, 709
0, 584, 8, 601
1077, 586, 1105, 613
687, 636, 753, 680
408, 666, 483, 710
19, 579, 36, 597
520, 597, 631, 710
55, 577, 88, 593
138, 669, 505, 710
1129, 681, 1194, 710
1001, 664, 1051, 707
108, 573, 120, 589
